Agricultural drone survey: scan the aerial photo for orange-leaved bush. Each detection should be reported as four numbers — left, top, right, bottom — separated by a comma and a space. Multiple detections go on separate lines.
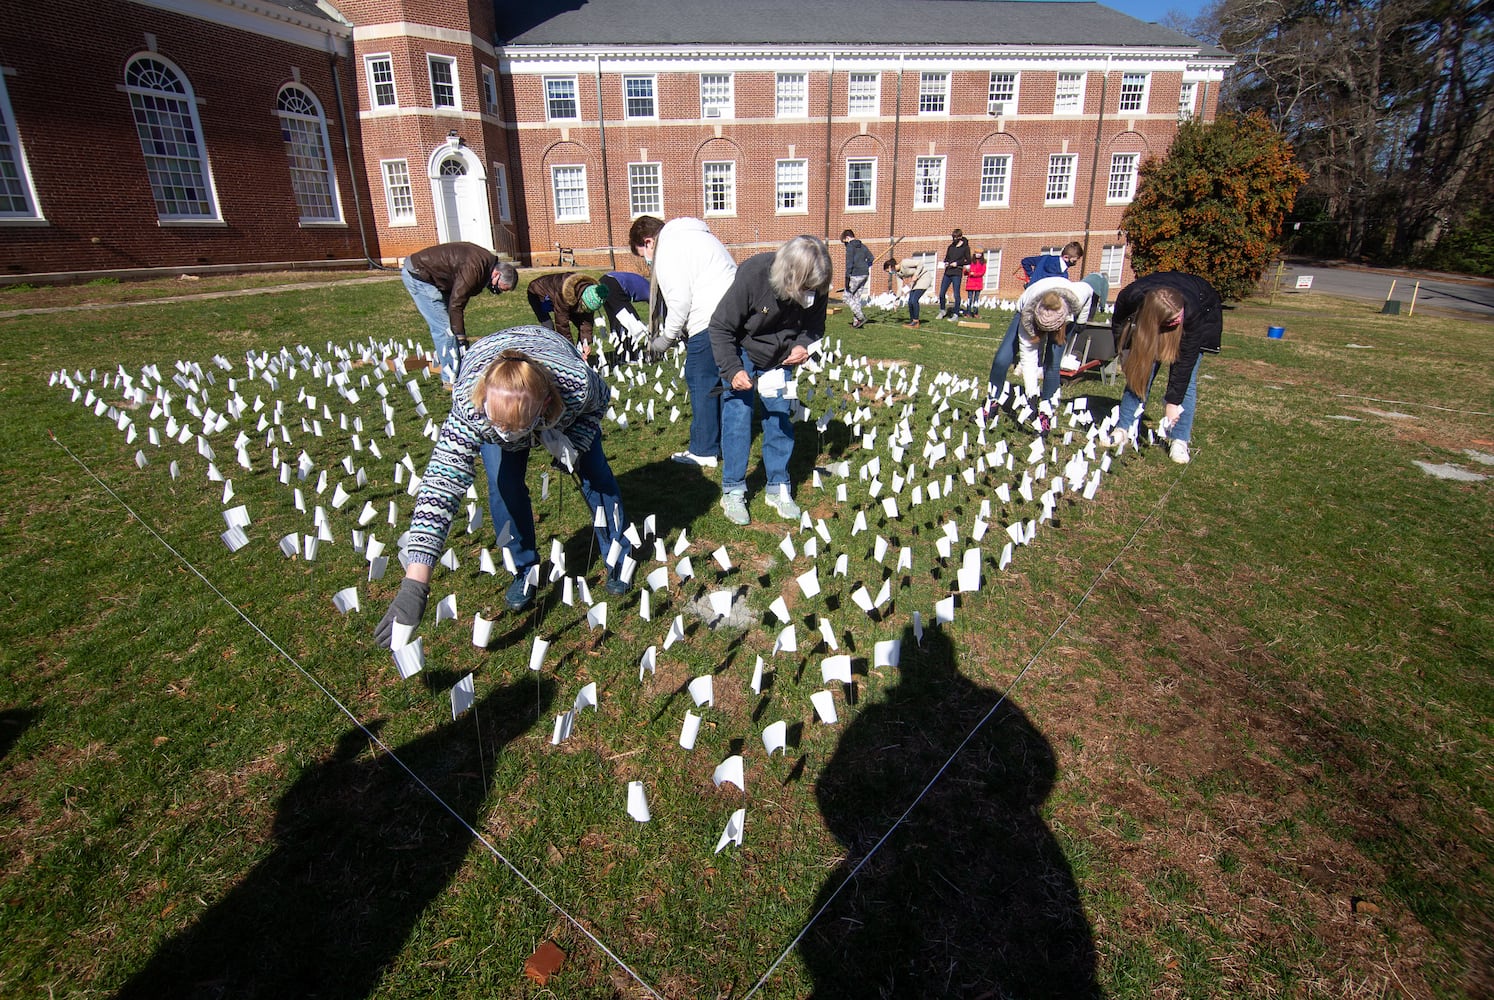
1122, 110, 1307, 300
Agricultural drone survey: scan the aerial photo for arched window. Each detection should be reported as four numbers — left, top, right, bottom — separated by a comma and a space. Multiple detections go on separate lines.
439, 157, 467, 176
123, 55, 218, 220
276, 85, 342, 223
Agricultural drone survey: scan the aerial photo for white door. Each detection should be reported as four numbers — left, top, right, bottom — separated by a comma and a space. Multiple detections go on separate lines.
430, 148, 493, 249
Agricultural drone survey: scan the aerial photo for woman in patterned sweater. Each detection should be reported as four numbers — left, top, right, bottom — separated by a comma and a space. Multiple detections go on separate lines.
375, 326, 630, 643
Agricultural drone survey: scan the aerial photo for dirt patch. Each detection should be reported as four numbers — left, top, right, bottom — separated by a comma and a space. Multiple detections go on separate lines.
1033, 605, 1457, 997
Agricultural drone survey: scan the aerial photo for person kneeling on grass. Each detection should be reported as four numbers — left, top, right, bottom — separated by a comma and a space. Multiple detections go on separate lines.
708, 235, 831, 526
374, 326, 630, 646
1097, 271, 1223, 464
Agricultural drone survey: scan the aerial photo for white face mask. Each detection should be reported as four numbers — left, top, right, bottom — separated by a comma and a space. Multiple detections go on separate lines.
800, 290, 816, 308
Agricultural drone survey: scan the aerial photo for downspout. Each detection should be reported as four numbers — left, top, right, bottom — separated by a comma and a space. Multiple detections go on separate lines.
1080, 55, 1110, 266
888, 54, 903, 266
823, 51, 835, 240
329, 41, 385, 269
594, 53, 618, 269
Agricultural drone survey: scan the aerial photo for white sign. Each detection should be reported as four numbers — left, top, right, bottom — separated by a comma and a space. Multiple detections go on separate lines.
1295, 275, 1314, 289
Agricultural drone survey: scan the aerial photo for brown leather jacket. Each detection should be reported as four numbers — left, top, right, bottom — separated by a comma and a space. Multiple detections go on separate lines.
404, 242, 499, 343
525, 272, 598, 347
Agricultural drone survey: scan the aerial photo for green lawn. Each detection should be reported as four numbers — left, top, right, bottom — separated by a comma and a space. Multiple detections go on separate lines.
0, 273, 1489, 999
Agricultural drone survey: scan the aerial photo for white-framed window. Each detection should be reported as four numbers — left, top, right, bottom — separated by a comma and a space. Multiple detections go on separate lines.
494, 161, 511, 222
481, 66, 498, 115
1045, 154, 1076, 204
979, 154, 1011, 207
0, 73, 41, 219
1054, 71, 1085, 114
702, 160, 735, 215
982, 249, 1004, 292
124, 54, 219, 221
628, 161, 662, 217
776, 158, 808, 213
918, 71, 949, 114
545, 76, 579, 121
776, 73, 807, 117
364, 54, 397, 109
551, 164, 588, 221
845, 157, 876, 210
623, 75, 656, 119
701, 73, 733, 118
987, 72, 1018, 116
428, 55, 458, 110
1100, 244, 1126, 285
380, 159, 415, 225
913, 155, 945, 208
848, 73, 880, 116
1107, 153, 1139, 203
1178, 81, 1198, 120
276, 85, 341, 224
1118, 72, 1149, 113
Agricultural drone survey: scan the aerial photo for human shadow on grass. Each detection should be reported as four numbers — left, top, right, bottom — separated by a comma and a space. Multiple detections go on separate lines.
0, 708, 37, 764
113, 676, 555, 1000
801, 624, 1098, 1000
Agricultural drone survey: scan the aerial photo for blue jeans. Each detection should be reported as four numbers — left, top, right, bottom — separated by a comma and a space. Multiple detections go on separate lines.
402, 266, 461, 384
907, 288, 925, 321
1116, 356, 1202, 442
684, 332, 722, 458
965, 289, 980, 312
479, 439, 629, 574
721, 352, 795, 496
989, 314, 1062, 399
938, 271, 962, 314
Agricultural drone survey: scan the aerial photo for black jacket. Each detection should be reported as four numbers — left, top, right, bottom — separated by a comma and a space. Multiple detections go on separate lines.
941, 237, 971, 275
843, 239, 873, 278
709, 252, 827, 382
1113, 271, 1223, 405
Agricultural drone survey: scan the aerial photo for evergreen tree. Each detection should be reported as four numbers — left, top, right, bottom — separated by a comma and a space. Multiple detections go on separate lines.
1122, 111, 1307, 300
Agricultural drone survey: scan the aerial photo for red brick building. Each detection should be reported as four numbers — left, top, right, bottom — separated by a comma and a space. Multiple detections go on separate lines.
0, 0, 1231, 288
0, 0, 378, 280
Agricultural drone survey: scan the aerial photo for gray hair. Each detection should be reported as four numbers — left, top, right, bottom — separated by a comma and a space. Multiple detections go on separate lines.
769, 235, 832, 299
492, 261, 518, 291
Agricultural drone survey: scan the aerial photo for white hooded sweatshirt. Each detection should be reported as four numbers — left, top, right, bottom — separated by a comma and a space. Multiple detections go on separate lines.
650, 217, 738, 348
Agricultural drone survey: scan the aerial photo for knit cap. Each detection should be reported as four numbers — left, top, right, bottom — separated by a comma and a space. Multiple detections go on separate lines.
580, 283, 608, 312
1032, 298, 1069, 333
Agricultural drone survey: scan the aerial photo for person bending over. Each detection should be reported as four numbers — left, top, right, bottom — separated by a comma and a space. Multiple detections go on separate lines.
374, 325, 630, 644
708, 236, 830, 526
1098, 272, 1222, 465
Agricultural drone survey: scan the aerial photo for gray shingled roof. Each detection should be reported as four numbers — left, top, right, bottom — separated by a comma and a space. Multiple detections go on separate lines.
496, 0, 1207, 48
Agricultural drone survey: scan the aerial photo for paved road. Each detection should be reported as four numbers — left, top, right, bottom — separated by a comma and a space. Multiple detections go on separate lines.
1267, 259, 1494, 320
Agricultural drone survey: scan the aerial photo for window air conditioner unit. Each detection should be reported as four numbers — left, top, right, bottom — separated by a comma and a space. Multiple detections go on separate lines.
705, 107, 721, 117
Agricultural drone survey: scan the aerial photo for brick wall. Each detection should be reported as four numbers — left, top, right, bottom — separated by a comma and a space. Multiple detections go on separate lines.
502, 62, 1218, 285
0, 0, 378, 277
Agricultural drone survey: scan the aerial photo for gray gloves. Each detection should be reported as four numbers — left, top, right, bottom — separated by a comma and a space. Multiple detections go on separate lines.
373, 577, 429, 648
647, 334, 674, 356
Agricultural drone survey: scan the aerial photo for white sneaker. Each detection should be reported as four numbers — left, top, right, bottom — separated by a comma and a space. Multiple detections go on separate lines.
672, 451, 718, 468
1169, 439, 1191, 464
1097, 428, 1127, 449
720, 490, 750, 525
764, 489, 801, 521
